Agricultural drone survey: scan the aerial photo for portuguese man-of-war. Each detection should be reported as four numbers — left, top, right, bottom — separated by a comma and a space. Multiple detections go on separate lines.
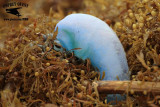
54, 13, 130, 102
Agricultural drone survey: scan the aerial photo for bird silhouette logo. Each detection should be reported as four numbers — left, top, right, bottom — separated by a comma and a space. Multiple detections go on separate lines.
6, 7, 22, 17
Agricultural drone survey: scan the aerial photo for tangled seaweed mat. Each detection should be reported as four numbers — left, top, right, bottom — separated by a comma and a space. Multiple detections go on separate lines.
0, 0, 160, 107
0, 15, 110, 106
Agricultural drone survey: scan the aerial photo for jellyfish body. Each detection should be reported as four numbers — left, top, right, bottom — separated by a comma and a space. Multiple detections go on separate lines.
55, 13, 129, 81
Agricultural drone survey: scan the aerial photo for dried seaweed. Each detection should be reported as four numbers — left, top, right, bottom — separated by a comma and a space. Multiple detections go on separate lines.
0, 0, 160, 107
114, 0, 160, 106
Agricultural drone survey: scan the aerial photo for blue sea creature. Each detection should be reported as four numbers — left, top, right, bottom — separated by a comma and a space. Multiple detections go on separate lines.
55, 13, 130, 81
